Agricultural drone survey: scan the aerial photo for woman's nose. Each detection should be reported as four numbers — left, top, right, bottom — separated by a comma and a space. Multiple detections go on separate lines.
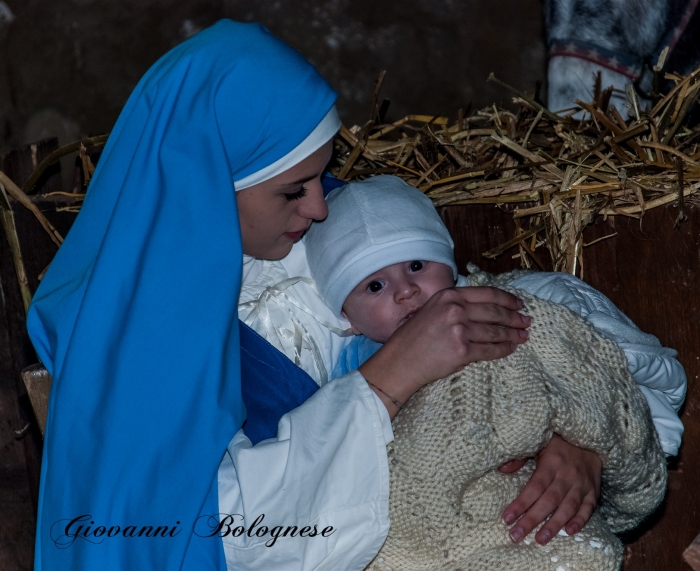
297, 179, 328, 221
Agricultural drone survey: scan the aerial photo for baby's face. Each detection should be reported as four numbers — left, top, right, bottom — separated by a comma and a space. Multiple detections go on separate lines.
342, 260, 455, 343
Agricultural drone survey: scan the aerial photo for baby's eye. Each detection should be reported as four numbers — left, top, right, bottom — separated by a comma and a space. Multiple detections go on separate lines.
409, 260, 426, 272
366, 280, 385, 293
283, 187, 307, 202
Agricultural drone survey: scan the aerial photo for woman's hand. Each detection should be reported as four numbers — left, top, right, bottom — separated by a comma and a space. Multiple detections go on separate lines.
501, 434, 602, 545
359, 286, 530, 418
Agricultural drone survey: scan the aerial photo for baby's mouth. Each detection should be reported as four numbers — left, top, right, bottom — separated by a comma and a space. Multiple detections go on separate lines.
403, 307, 421, 321
399, 304, 423, 326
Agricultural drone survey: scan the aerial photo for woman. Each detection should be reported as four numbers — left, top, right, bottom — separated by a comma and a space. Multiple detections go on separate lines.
26, 20, 677, 571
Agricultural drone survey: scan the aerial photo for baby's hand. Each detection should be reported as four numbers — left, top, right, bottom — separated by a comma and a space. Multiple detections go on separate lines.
501, 434, 601, 545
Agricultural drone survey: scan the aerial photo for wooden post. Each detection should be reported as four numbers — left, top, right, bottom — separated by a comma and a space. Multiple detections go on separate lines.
20, 365, 52, 436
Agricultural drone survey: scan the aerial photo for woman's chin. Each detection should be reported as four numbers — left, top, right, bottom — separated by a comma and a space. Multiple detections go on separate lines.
253, 242, 294, 261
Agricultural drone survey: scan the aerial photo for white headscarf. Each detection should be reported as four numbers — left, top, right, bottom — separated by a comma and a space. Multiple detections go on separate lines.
234, 106, 340, 191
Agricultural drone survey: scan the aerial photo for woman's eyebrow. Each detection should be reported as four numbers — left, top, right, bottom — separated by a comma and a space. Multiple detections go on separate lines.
279, 173, 319, 187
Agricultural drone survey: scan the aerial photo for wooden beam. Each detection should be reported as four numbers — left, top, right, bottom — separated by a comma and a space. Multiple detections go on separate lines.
21, 365, 51, 436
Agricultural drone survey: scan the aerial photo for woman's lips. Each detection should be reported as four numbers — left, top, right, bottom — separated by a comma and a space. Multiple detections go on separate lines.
284, 230, 306, 241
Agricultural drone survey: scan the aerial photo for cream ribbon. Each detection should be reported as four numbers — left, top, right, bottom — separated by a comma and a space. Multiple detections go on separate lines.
239, 277, 352, 386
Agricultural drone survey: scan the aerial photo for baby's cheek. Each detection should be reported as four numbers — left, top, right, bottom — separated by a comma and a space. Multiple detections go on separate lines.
377, 310, 403, 341
343, 301, 380, 337
365, 305, 400, 343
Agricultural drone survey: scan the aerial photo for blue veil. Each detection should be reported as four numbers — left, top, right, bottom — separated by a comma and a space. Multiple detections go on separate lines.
26, 20, 337, 570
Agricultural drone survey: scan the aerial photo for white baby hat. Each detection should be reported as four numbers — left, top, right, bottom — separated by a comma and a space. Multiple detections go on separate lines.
306, 175, 457, 317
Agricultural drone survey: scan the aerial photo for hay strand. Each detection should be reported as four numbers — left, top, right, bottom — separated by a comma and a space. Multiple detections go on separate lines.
0, 182, 32, 313
0, 170, 63, 247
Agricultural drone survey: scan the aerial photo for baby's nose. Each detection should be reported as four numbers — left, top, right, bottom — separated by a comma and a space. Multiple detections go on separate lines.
395, 278, 420, 301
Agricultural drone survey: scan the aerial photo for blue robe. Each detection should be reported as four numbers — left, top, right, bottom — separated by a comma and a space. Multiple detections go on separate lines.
239, 322, 320, 445
26, 20, 336, 570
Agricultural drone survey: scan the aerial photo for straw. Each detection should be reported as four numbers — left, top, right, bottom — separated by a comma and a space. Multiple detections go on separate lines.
330, 67, 700, 275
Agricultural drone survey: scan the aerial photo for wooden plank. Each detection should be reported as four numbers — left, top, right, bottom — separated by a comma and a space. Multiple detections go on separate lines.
21, 366, 52, 436
586, 209, 700, 571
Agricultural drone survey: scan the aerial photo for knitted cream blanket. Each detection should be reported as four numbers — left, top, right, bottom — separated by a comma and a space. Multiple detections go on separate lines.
367, 269, 667, 571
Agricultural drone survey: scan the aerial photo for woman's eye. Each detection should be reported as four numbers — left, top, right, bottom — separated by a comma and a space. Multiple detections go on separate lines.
284, 188, 307, 202
409, 260, 426, 272
367, 280, 384, 293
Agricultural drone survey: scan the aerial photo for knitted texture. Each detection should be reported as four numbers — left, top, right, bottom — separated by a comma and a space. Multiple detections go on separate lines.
367, 268, 667, 571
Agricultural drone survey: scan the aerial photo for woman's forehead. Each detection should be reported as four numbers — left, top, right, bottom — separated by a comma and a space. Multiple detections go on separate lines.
244, 141, 333, 194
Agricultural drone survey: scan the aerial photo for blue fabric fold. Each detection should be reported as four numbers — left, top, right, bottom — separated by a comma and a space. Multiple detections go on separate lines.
239, 321, 320, 445
27, 20, 336, 570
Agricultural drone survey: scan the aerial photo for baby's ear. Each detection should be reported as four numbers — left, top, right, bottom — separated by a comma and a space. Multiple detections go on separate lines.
341, 309, 363, 336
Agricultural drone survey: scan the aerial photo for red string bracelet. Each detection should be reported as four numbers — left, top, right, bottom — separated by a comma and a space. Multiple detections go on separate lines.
367, 380, 404, 410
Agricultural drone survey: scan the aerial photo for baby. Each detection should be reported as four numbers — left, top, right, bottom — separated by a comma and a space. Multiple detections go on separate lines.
305, 175, 667, 571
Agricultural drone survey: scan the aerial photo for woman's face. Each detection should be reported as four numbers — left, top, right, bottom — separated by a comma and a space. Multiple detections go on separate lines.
236, 141, 333, 260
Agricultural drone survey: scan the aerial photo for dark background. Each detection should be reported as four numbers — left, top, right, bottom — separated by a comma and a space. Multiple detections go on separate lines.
0, 0, 545, 161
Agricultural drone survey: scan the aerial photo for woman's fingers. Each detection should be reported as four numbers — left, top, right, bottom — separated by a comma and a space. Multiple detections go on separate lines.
454, 288, 531, 330
426, 287, 529, 328
455, 285, 524, 310
533, 487, 583, 544
503, 435, 601, 544
458, 341, 517, 364
461, 321, 529, 344
498, 458, 529, 474
502, 465, 555, 530
532, 487, 598, 544
565, 491, 597, 536
466, 303, 530, 330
